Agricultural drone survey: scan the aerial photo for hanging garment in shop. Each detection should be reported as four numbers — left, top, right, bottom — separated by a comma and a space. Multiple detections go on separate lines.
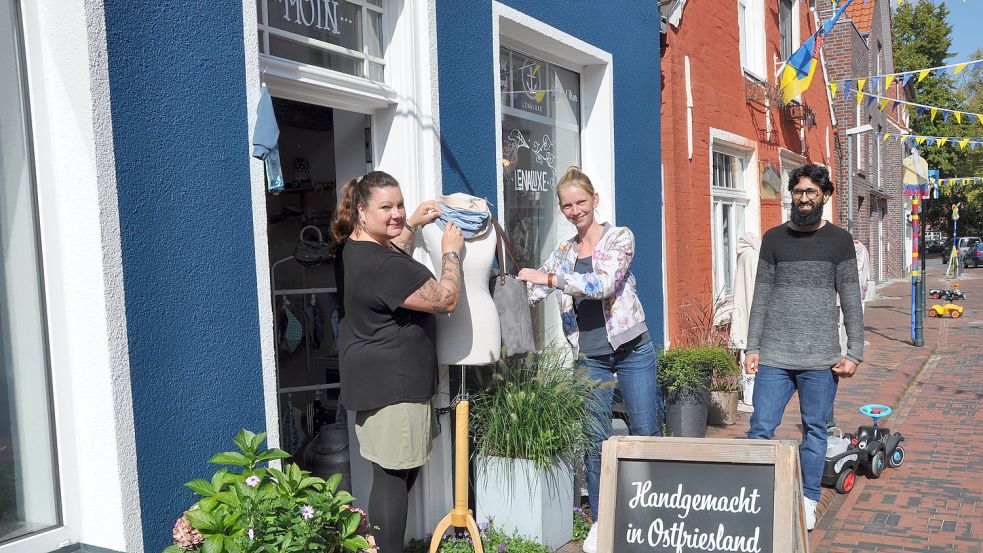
251, 83, 284, 193
307, 295, 324, 350
282, 395, 305, 455
278, 298, 303, 353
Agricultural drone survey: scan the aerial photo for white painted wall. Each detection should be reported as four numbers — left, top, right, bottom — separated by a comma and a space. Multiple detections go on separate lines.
14, 1, 141, 552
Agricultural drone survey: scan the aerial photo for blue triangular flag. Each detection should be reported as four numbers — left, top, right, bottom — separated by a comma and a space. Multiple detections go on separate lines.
871, 76, 881, 91
927, 138, 937, 146
892, 100, 901, 112
866, 95, 877, 108
917, 106, 928, 116
844, 80, 854, 101
942, 110, 950, 122
902, 73, 914, 87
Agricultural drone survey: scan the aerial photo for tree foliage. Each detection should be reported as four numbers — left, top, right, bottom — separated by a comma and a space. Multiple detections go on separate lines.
894, 1, 983, 237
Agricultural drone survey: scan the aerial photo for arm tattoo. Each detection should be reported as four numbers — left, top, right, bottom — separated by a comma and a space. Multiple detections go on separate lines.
412, 254, 461, 314
392, 228, 415, 253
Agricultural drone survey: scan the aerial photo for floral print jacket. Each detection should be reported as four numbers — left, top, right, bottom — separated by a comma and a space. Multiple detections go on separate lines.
527, 224, 649, 358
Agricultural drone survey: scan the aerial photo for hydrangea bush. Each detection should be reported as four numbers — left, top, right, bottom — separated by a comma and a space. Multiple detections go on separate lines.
165, 429, 371, 553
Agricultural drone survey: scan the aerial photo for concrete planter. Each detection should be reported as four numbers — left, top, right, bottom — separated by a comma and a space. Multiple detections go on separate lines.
708, 390, 739, 425
475, 455, 573, 551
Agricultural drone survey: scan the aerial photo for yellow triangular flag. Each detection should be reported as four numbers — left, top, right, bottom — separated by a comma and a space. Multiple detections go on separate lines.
830, 82, 838, 98
938, 137, 948, 147
858, 78, 867, 92
954, 63, 968, 75
879, 99, 889, 111
978, 114, 983, 125
857, 92, 865, 106
955, 111, 962, 123
916, 136, 927, 145
918, 69, 930, 82
883, 133, 892, 141
884, 75, 896, 89
959, 138, 970, 150
930, 107, 938, 121
964, 179, 971, 186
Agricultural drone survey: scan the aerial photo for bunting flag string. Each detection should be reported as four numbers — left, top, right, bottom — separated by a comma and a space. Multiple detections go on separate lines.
829, 58, 983, 90
837, 88, 983, 125
878, 132, 983, 150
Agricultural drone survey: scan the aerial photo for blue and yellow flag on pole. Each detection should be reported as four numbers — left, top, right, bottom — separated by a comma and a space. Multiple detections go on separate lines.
779, 0, 854, 104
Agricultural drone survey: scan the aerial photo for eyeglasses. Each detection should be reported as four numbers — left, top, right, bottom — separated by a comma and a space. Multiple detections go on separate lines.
791, 189, 823, 199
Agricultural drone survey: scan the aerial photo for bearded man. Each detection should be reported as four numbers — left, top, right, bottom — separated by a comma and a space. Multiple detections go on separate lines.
743, 164, 864, 531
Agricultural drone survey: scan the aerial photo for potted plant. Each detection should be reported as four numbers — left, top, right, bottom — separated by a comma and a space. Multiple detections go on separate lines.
658, 346, 737, 437
708, 352, 742, 426
469, 344, 598, 551
165, 429, 372, 553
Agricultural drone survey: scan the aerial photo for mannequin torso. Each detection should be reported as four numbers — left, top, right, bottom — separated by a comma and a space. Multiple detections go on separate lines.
421, 223, 501, 365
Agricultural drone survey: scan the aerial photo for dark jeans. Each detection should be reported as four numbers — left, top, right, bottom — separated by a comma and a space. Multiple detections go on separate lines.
579, 340, 663, 520
747, 365, 839, 501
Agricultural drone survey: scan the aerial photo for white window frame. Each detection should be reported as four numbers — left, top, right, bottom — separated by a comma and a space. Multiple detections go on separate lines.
13, 1, 143, 551
738, 0, 767, 80
492, 2, 615, 347
709, 130, 757, 300
780, 149, 807, 224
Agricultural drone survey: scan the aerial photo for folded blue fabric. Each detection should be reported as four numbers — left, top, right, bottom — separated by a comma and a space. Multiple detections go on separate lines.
436, 203, 490, 238
252, 84, 280, 160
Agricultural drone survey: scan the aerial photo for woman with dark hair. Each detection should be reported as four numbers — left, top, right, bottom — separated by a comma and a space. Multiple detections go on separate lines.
330, 171, 463, 552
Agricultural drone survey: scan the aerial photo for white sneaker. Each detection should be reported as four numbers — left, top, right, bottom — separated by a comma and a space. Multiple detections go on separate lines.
583, 522, 598, 553
803, 497, 817, 531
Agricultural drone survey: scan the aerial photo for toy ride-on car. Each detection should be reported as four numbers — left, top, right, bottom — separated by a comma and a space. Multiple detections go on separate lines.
928, 304, 964, 318
928, 288, 965, 301
851, 404, 906, 479
822, 427, 862, 494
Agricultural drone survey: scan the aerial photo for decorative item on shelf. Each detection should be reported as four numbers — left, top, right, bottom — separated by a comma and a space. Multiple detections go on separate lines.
164, 429, 371, 553
470, 343, 598, 551
293, 225, 334, 267
782, 100, 817, 128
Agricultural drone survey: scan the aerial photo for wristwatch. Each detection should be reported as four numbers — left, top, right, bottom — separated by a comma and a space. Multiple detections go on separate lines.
405, 222, 418, 233
443, 251, 461, 262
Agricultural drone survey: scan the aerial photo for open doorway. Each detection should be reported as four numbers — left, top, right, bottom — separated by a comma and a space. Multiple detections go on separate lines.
264, 97, 370, 488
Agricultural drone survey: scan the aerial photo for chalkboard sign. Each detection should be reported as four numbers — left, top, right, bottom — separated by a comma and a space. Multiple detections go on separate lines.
597, 437, 809, 553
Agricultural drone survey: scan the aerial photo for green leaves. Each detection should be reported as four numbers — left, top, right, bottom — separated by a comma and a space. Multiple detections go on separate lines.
165, 429, 370, 553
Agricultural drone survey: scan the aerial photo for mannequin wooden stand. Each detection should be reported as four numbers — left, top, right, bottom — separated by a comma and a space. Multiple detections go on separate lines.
428, 398, 483, 553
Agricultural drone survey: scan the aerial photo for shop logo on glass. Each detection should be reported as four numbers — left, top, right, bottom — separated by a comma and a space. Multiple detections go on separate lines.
276, 0, 346, 35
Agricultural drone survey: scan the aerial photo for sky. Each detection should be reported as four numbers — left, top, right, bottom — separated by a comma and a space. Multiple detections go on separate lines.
942, 1, 983, 61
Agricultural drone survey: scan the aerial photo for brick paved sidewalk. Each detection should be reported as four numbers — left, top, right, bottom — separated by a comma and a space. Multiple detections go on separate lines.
703, 263, 982, 552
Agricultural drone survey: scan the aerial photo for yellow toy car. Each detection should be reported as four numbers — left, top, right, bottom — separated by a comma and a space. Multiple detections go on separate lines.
928, 303, 963, 318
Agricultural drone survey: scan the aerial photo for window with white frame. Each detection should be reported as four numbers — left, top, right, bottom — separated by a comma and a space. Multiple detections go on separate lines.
712, 148, 750, 296
257, 0, 386, 81
738, 0, 765, 78
0, 0, 62, 544
779, 0, 794, 60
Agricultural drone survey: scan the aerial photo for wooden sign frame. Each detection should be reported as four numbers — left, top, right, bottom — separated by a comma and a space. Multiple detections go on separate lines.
597, 437, 809, 553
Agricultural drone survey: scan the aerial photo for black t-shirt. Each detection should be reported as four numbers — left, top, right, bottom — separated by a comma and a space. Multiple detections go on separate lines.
336, 239, 437, 411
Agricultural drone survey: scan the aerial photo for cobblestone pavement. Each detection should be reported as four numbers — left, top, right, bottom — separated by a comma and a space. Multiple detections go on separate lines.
705, 261, 982, 552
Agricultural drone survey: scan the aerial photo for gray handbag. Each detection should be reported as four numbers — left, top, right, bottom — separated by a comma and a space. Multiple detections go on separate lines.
489, 219, 536, 356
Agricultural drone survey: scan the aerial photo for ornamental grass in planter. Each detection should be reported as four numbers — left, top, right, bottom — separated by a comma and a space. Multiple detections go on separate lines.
469, 344, 599, 550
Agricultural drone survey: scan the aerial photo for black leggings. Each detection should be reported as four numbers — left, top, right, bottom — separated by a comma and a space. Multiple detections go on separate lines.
369, 463, 421, 553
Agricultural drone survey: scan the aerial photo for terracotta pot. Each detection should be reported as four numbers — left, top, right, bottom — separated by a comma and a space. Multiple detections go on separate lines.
708, 390, 739, 426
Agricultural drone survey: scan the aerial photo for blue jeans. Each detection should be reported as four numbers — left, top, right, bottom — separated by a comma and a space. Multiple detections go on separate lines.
748, 365, 839, 501
579, 340, 664, 520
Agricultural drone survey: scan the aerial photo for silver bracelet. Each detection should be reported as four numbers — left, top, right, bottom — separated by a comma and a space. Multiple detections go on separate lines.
405, 223, 418, 233
442, 251, 460, 262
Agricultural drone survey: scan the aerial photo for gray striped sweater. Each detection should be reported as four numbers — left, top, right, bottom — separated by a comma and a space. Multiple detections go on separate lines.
745, 222, 864, 370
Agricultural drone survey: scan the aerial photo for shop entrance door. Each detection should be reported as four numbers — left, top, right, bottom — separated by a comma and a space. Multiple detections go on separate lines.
264, 97, 371, 496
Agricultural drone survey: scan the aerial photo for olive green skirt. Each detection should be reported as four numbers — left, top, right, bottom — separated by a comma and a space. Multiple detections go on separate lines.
355, 400, 438, 470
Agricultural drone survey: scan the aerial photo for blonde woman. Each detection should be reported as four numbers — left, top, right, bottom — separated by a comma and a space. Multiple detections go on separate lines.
517, 166, 662, 552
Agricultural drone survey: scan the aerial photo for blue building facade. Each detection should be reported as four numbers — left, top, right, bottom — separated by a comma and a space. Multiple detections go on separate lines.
2, 1, 661, 551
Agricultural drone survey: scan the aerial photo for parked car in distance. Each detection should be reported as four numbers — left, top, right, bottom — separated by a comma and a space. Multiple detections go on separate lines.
926, 239, 946, 254
963, 243, 983, 268
943, 236, 981, 263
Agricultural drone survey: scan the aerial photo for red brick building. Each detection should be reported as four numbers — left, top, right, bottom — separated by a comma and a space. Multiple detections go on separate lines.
821, 0, 910, 283
659, 0, 838, 345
